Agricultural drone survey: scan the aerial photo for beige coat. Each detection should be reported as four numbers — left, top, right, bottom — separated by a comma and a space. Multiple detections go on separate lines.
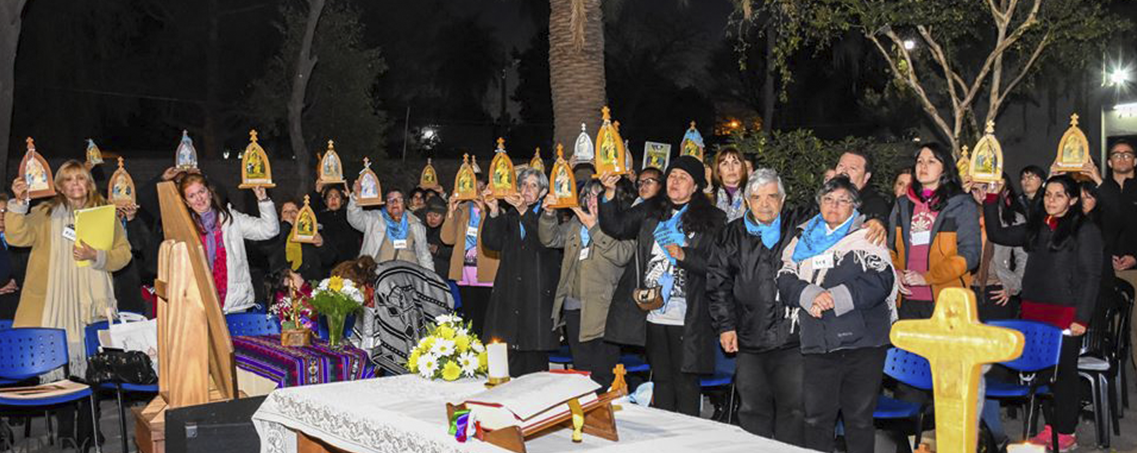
7, 202, 132, 327
538, 211, 634, 342
439, 203, 500, 282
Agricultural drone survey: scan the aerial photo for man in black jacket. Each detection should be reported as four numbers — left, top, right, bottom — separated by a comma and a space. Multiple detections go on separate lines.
708, 168, 805, 446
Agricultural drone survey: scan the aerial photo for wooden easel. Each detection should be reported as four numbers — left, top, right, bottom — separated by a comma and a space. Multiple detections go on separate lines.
134, 182, 238, 453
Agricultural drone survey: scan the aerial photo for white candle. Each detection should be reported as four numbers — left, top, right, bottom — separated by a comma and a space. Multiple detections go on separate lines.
487, 341, 509, 379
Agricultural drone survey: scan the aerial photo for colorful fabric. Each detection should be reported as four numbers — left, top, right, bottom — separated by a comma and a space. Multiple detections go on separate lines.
791, 210, 859, 263
906, 198, 937, 301
743, 213, 782, 249
233, 334, 375, 388
208, 230, 228, 307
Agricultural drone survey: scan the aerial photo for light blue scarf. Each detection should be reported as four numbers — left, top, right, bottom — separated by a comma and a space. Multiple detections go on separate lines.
652, 205, 688, 266
744, 213, 782, 250
579, 225, 591, 248
791, 210, 859, 263
382, 208, 409, 241
465, 204, 480, 251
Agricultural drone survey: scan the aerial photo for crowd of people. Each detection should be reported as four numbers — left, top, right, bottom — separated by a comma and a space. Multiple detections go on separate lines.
3, 137, 1136, 452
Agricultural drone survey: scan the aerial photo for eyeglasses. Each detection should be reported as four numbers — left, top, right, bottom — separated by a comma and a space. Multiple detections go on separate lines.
1110, 152, 1135, 161
819, 196, 854, 206
637, 178, 660, 188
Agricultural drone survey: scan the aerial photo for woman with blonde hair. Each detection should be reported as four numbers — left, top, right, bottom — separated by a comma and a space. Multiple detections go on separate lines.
7, 160, 132, 374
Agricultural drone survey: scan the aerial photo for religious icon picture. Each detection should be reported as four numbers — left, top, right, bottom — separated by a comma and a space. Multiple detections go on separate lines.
680, 121, 705, 162
530, 147, 545, 173
108, 157, 136, 207
419, 158, 439, 190
175, 130, 198, 170
290, 195, 319, 244
355, 157, 384, 207
574, 123, 594, 167
1054, 113, 1091, 171
643, 141, 671, 171
454, 154, 478, 201
317, 140, 345, 185
239, 130, 275, 189
489, 138, 516, 199
593, 106, 628, 177
968, 121, 1004, 184
19, 138, 55, 199
85, 139, 104, 166
547, 144, 579, 209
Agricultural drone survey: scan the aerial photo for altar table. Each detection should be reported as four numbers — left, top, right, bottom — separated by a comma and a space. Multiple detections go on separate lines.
233, 335, 376, 388
251, 375, 810, 453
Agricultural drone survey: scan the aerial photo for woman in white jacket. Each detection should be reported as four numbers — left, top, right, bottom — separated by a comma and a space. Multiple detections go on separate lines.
347, 186, 433, 270
178, 173, 278, 313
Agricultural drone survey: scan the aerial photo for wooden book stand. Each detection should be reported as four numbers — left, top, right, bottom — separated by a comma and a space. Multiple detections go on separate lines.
134, 182, 238, 453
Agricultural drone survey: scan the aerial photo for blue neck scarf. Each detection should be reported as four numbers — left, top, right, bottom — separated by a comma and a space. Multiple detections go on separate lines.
744, 213, 782, 250
519, 203, 540, 240
580, 224, 591, 248
382, 208, 409, 241
791, 210, 859, 263
653, 204, 689, 265
465, 204, 480, 251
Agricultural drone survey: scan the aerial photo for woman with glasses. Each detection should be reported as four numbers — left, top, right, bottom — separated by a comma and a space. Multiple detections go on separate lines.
887, 143, 980, 320
777, 176, 898, 453
347, 186, 434, 270
634, 167, 663, 205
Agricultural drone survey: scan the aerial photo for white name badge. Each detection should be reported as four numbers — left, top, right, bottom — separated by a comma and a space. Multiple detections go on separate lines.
466, 226, 478, 237
811, 253, 834, 270
393, 239, 408, 250
911, 231, 931, 246
63, 226, 77, 242
579, 247, 591, 261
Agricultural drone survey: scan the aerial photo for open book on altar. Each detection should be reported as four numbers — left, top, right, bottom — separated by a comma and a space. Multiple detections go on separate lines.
461, 371, 602, 431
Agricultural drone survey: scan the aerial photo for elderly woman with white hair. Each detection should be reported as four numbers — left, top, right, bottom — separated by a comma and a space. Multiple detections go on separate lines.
707, 168, 806, 446
481, 167, 562, 376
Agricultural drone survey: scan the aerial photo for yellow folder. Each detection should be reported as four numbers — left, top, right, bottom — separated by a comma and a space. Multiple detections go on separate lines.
74, 205, 116, 268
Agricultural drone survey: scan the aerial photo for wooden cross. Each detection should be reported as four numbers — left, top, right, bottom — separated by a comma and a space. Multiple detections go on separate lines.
249, 129, 258, 143
890, 288, 1024, 453
556, 144, 564, 159
327, 140, 335, 150
984, 120, 996, 135
363, 157, 371, 169
117, 156, 125, 169
601, 106, 611, 120
1070, 113, 1080, 127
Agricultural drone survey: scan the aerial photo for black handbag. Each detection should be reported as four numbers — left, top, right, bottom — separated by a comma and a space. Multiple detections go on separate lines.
85, 350, 158, 386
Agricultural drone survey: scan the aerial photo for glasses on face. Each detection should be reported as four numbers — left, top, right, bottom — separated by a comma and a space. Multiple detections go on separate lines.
637, 178, 660, 188
820, 196, 854, 207
1110, 152, 1135, 161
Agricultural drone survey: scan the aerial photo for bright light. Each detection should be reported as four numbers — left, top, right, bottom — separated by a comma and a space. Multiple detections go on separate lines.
222, 151, 230, 159
1110, 68, 1131, 86
729, 120, 741, 129
422, 127, 437, 140
903, 39, 917, 51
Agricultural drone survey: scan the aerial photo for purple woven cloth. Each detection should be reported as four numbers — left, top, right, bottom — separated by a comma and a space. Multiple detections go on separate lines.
233, 335, 375, 388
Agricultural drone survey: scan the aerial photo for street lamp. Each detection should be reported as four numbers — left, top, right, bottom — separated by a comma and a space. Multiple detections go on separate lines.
903, 39, 917, 51
1109, 67, 1131, 87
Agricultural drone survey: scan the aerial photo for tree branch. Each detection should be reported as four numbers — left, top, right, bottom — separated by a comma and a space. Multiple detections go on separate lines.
916, 25, 963, 131
993, 32, 1050, 116
867, 32, 956, 150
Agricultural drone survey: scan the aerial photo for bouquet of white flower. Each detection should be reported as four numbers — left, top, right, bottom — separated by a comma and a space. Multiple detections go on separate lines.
309, 276, 366, 348
406, 314, 488, 381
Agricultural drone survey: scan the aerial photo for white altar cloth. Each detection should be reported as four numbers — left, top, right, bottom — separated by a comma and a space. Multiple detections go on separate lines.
252, 375, 810, 453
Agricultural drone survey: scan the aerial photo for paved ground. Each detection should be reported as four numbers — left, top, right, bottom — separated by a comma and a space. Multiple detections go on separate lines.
3, 368, 1137, 452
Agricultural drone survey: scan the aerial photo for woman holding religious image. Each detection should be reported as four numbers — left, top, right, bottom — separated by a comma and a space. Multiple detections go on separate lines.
707, 168, 806, 446
178, 173, 278, 313
980, 174, 1102, 451
7, 160, 133, 448
776, 176, 897, 453
346, 186, 433, 270
597, 155, 725, 416
887, 143, 980, 320
538, 180, 634, 388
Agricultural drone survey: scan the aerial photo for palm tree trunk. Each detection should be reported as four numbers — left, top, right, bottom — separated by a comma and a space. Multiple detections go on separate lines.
0, 0, 28, 181
289, 0, 326, 197
549, 0, 605, 158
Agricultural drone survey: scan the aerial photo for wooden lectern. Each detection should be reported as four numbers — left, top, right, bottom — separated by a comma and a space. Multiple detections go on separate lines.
134, 182, 238, 453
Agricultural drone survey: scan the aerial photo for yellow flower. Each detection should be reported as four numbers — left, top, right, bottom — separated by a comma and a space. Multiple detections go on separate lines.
436, 325, 455, 340
407, 350, 421, 372
419, 337, 435, 351
478, 351, 488, 370
328, 276, 344, 292
454, 335, 470, 353
441, 360, 462, 381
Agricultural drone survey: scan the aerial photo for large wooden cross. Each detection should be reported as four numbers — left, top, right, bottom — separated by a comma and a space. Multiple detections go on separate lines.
890, 288, 1024, 453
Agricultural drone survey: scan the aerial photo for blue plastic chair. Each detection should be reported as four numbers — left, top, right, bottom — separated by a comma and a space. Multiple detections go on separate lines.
0, 320, 11, 330
84, 319, 160, 453
874, 347, 934, 450
549, 344, 573, 368
447, 280, 463, 311
984, 320, 1063, 450
226, 312, 282, 337
618, 354, 650, 374
699, 345, 737, 422
0, 328, 99, 450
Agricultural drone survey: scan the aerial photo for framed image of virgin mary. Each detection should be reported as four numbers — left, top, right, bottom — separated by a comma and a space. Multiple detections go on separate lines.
1054, 113, 1091, 171
19, 138, 55, 199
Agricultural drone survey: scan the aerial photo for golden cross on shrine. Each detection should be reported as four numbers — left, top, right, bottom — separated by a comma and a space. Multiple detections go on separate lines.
463, 153, 469, 164
984, 120, 996, 135
556, 143, 565, 159
890, 288, 1024, 453
363, 157, 371, 169
601, 106, 611, 121
117, 156, 125, 169
249, 129, 259, 143
533, 147, 540, 158
303, 194, 311, 206
25, 137, 34, 151
327, 140, 335, 150
1070, 113, 1080, 127
496, 137, 506, 151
